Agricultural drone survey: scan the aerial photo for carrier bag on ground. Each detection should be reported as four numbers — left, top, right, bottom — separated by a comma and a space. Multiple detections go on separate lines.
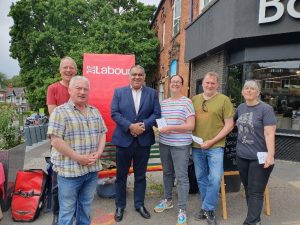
11, 169, 48, 222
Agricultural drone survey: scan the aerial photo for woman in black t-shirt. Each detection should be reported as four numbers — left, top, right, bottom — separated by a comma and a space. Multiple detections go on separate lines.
235, 80, 276, 225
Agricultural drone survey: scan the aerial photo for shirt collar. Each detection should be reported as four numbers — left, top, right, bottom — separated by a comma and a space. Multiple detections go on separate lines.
130, 85, 143, 91
67, 99, 91, 110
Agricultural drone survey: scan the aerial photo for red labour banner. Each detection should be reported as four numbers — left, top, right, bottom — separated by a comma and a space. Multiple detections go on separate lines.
83, 53, 135, 142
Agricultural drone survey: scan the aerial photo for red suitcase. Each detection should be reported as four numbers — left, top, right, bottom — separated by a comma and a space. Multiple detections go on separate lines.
11, 169, 47, 222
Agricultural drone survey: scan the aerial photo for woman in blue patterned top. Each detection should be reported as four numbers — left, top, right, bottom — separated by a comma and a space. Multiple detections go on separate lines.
154, 75, 195, 225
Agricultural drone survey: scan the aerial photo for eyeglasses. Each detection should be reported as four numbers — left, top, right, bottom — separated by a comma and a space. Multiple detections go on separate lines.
131, 73, 144, 77
170, 81, 182, 85
202, 100, 208, 112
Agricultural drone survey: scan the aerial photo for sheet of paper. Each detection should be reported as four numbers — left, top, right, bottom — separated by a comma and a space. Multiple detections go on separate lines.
192, 135, 204, 144
156, 118, 168, 130
257, 152, 268, 164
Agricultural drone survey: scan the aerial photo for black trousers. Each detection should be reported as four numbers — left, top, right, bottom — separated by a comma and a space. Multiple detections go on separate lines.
115, 139, 150, 209
237, 156, 274, 225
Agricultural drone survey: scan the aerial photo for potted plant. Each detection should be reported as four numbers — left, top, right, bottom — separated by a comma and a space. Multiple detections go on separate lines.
0, 104, 26, 211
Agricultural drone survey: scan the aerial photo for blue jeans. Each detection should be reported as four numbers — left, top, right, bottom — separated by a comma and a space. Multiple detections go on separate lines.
192, 147, 224, 211
57, 172, 98, 225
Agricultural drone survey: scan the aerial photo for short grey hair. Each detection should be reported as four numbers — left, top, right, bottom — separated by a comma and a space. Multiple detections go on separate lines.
203, 71, 220, 83
59, 56, 77, 71
129, 65, 146, 76
243, 80, 261, 92
69, 76, 90, 89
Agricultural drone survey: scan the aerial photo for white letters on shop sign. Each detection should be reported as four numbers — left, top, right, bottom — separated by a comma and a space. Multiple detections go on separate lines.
259, 0, 300, 24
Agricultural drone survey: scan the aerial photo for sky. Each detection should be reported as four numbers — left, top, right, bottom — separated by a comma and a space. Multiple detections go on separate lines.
0, 0, 161, 78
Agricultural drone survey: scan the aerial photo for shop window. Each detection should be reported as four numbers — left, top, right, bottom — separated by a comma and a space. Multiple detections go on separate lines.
228, 60, 300, 133
227, 65, 243, 108
282, 79, 290, 88
172, 0, 181, 36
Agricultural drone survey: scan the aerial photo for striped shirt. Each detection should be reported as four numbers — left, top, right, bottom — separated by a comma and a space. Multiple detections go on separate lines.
159, 96, 195, 146
47, 100, 107, 177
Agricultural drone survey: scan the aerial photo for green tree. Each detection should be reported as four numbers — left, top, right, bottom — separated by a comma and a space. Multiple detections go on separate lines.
0, 105, 21, 149
9, 0, 159, 110
6, 75, 25, 87
0, 72, 8, 88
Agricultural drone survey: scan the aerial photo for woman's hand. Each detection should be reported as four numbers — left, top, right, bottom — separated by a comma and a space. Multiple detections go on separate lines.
264, 154, 275, 168
159, 126, 172, 134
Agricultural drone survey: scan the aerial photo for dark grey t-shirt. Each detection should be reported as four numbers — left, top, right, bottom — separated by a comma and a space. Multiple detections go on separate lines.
235, 102, 276, 160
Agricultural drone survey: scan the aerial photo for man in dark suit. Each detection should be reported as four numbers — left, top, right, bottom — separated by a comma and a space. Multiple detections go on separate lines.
111, 65, 161, 222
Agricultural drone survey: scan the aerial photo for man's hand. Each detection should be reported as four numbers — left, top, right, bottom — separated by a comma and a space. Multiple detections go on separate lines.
129, 122, 145, 137
74, 154, 97, 166
90, 151, 101, 159
200, 139, 214, 149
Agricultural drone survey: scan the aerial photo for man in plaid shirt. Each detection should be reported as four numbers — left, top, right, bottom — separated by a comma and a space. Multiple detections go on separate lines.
48, 76, 107, 225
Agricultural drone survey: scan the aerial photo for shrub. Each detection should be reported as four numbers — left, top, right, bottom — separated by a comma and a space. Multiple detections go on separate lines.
0, 105, 22, 150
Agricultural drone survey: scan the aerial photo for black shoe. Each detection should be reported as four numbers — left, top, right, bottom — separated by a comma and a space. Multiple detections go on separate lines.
114, 208, 124, 222
136, 206, 151, 219
52, 214, 59, 225
194, 209, 206, 220
205, 210, 217, 225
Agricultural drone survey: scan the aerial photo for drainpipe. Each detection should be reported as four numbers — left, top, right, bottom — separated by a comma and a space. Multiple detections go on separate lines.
190, 0, 194, 23
188, 0, 194, 98
188, 62, 192, 98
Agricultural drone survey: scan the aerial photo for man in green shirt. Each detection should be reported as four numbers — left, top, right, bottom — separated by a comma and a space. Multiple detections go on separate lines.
192, 72, 234, 225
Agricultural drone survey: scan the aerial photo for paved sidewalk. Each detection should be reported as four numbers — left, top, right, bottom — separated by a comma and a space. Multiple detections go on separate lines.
1, 140, 300, 225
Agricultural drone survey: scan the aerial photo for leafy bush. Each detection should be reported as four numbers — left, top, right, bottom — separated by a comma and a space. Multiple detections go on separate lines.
0, 105, 22, 150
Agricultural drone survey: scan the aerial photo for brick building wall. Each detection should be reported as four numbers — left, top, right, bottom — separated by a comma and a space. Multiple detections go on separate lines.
152, 0, 200, 99
190, 51, 227, 97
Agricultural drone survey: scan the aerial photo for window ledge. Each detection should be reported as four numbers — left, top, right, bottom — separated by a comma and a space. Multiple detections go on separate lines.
172, 31, 180, 41
276, 131, 300, 137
